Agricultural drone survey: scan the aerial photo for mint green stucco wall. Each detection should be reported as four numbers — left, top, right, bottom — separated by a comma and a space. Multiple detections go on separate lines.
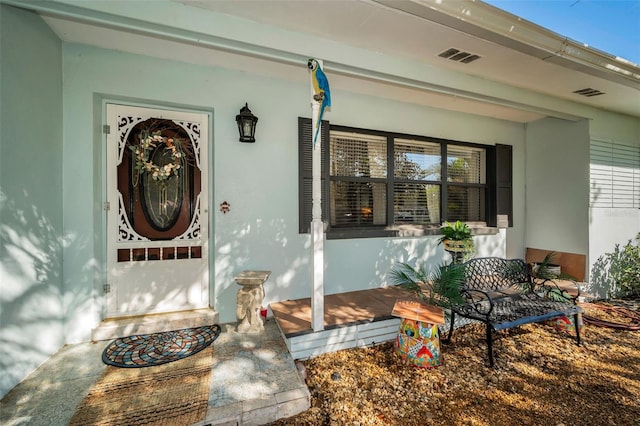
0, 5, 63, 399
60, 43, 525, 332
524, 112, 639, 294
524, 117, 591, 269
587, 111, 640, 296
3, 1, 637, 400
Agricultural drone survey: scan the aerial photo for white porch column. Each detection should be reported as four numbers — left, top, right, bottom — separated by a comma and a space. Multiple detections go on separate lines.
310, 61, 325, 332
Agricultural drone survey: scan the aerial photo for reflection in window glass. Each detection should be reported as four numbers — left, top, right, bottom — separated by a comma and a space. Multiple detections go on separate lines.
447, 145, 485, 184
330, 132, 387, 178
141, 147, 184, 231
447, 186, 486, 222
395, 139, 441, 181
394, 183, 440, 224
315, 123, 495, 231
330, 181, 387, 227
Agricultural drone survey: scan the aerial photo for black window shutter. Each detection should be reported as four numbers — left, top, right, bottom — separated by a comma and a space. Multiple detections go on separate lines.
298, 117, 328, 233
496, 144, 513, 227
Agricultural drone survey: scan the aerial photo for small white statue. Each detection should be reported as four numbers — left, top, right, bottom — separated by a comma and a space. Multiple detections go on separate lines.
234, 270, 270, 334
236, 284, 264, 333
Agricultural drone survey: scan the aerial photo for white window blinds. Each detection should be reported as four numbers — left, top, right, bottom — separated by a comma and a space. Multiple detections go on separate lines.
447, 145, 486, 184
590, 139, 640, 208
330, 132, 387, 178
329, 132, 387, 226
394, 139, 441, 224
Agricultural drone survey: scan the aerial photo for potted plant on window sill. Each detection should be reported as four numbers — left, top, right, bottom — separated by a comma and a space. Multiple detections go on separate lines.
439, 220, 475, 263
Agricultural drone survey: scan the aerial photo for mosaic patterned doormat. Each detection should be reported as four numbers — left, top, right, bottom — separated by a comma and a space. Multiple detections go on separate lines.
102, 324, 221, 368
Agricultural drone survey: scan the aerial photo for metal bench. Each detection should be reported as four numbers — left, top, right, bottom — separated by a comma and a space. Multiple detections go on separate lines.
445, 257, 583, 367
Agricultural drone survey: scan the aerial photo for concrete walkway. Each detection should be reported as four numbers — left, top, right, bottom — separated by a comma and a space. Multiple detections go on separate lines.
0, 320, 309, 426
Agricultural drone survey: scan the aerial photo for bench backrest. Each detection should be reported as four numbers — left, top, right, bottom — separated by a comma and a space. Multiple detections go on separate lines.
463, 257, 531, 292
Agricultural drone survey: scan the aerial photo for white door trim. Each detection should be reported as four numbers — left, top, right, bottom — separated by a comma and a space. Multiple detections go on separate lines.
104, 103, 211, 318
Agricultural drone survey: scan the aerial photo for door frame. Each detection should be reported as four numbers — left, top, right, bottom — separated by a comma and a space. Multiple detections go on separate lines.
102, 100, 214, 318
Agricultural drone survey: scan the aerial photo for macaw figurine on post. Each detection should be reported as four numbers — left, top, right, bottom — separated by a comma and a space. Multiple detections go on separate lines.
307, 58, 331, 146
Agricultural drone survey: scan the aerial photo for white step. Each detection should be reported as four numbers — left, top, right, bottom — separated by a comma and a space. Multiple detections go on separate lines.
91, 308, 219, 341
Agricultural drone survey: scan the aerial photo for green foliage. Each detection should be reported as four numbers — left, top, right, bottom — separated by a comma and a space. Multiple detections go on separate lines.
390, 262, 466, 309
546, 287, 570, 302
592, 233, 640, 298
532, 251, 559, 279
448, 157, 470, 182
438, 220, 472, 243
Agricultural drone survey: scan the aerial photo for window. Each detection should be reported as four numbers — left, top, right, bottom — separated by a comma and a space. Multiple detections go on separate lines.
446, 144, 486, 222
330, 131, 387, 227
394, 139, 441, 224
299, 118, 512, 237
590, 138, 640, 208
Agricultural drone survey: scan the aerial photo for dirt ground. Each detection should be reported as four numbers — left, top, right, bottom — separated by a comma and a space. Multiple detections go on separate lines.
273, 301, 640, 426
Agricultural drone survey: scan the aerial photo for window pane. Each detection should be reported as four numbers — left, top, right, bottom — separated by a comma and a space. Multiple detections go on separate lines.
394, 139, 441, 180
447, 186, 486, 222
330, 181, 387, 226
447, 145, 486, 184
394, 183, 440, 224
330, 132, 387, 178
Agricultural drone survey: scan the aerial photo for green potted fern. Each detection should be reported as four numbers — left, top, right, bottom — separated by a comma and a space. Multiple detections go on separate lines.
531, 251, 562, 279
439, 221, 474, 263
390, 262, 466, 310
390, 262, 466, 368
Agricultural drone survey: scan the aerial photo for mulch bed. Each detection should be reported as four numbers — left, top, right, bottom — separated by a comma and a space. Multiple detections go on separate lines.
272, 299, 640, 426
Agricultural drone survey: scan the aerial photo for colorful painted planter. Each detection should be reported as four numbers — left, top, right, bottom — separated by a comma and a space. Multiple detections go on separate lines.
394, 318, 442, 368
391, 300, 445, 368
547, 314, 585, 335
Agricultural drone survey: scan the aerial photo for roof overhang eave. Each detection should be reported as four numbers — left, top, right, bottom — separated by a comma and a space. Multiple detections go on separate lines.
370, 0, 640, 90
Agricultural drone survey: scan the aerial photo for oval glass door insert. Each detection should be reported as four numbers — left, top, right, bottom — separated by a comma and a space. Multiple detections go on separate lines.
141, 146, 184, 231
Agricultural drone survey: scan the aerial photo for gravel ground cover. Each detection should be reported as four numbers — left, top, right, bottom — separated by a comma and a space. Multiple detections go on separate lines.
273, 301, 639, 426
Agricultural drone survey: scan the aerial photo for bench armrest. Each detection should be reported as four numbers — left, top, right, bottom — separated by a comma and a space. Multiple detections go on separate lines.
533, 278, 581, 303
456, 288, 496, 318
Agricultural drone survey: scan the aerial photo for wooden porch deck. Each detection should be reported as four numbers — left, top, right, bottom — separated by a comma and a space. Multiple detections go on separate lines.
269, 286, 422, 360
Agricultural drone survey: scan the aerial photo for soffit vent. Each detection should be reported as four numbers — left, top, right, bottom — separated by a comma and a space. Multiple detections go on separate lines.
573, 88, 605, 97
438, 48, 481, 64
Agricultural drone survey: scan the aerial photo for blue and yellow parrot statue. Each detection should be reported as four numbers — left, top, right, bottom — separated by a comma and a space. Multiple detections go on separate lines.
307, 58, 331, 146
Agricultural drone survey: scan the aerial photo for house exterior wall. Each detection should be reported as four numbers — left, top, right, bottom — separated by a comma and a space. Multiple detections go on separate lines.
588, 110, 640, 296
524, 114, 640, 296
317, 94, 524, 294
60, 43, 525, 336
524, 117, 591, 260
2, 0, 637, 400
0, 5, 64, 399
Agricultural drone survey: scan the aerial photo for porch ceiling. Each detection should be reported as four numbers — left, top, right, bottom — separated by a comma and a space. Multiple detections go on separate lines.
10, 0, 639, 121
178, 0, 639, 118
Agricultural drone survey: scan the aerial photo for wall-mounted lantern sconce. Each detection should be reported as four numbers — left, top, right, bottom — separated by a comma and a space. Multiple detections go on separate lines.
235, 103, 258, 143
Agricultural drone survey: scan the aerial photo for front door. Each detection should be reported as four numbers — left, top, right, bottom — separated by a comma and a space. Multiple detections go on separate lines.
105, 104, 210, 317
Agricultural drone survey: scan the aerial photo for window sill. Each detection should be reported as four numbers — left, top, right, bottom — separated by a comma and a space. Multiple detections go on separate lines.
326, 224, 501, 240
